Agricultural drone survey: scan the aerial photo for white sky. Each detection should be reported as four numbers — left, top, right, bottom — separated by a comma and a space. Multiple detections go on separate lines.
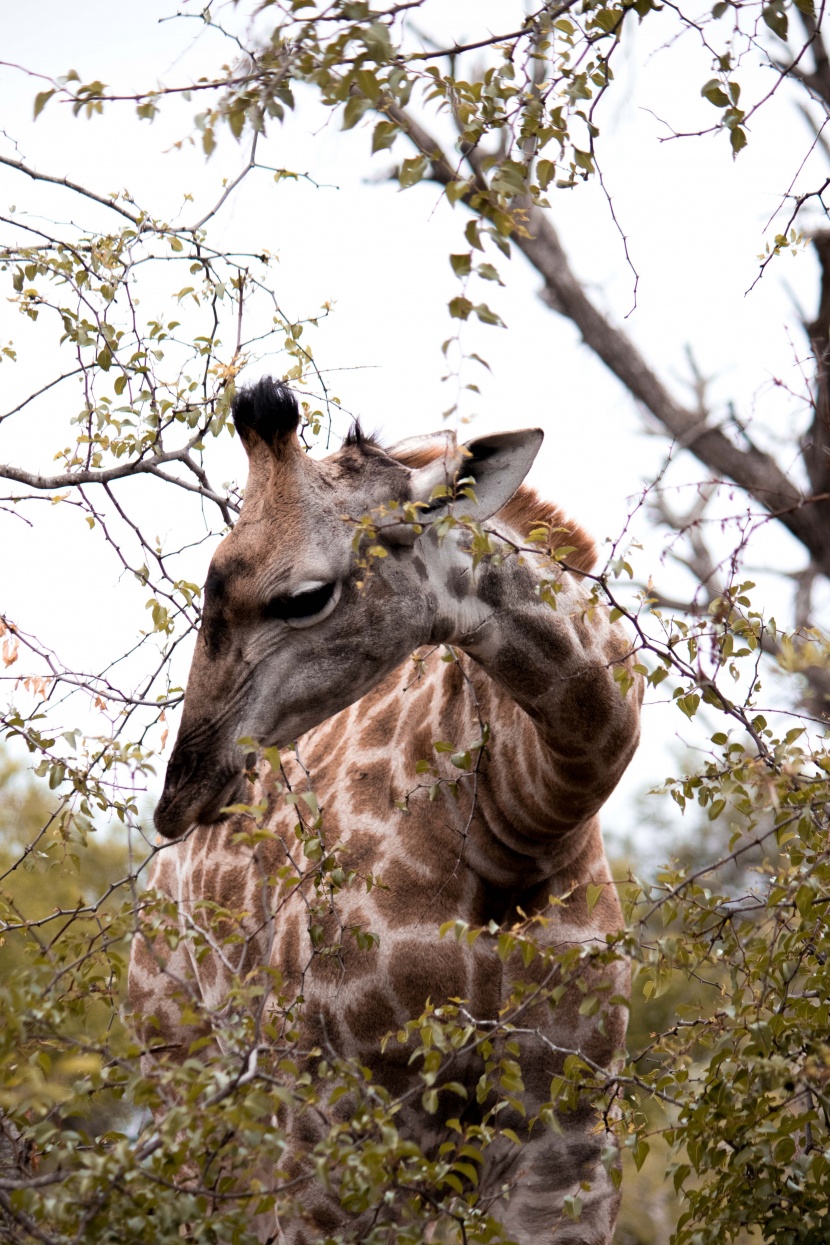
0, 0, 824, 854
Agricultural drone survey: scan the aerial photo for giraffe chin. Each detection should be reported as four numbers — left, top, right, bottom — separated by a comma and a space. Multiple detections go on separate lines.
153, 767, 246, 841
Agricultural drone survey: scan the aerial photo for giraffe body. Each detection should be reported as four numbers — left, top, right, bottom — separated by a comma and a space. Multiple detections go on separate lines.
129, 379, 642, 1244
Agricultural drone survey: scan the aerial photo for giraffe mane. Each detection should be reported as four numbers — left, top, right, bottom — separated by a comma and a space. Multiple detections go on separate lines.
389, 442, 597, 575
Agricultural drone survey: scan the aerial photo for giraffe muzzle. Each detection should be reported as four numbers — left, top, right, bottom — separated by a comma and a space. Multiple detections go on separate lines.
154, 751, 245, 840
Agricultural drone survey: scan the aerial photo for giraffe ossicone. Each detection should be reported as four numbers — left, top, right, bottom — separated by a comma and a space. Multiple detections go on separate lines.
130, 376, 644, 1244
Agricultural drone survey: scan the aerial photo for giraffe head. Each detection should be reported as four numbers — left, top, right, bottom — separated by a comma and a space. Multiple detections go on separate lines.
154, 377, 543, 839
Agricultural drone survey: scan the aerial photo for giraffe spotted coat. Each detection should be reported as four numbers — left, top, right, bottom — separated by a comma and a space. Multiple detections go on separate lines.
129, 378, 643, 1244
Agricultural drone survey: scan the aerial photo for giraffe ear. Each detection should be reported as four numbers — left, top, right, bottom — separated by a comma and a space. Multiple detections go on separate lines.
232, 377, 300, 456
408, 428, 544, 524
385, 429, 457, 462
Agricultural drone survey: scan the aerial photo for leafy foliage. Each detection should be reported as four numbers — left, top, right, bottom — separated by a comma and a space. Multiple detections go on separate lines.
1, 2, 829, 1243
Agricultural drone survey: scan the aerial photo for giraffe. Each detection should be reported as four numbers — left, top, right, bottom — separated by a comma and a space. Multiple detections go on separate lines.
128, 377, 643, 1244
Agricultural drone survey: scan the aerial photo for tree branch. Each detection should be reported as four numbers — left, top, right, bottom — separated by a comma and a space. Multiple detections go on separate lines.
804, 230, 830, 505
382, 98, 830, 575
0, 439, 238, 515
791, 7, 830, 109
0, 154, 142, 226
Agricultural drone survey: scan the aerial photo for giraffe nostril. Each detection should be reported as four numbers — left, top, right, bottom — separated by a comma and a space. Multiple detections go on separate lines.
163, 748, 198, 796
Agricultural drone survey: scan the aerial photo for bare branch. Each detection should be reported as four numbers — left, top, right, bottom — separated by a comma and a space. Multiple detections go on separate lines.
0, 154, 143, 226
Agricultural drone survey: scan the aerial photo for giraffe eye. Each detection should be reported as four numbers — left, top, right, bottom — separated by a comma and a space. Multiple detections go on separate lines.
265, 580, 340, 629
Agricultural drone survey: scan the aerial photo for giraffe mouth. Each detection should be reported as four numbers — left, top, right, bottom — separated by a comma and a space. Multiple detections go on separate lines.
154, 764, 246, 841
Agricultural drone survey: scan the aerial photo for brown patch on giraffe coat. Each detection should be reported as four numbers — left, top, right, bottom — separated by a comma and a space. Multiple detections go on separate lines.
359, 709, 398, 752
375, 856, 450, 927
331, 1089, 356, 1121
360, 1046, 413, 1097
347, 758, 394, 817
400, 718, 438, 773
280, 914, 303, 985
341, 828, 382, 875
606, 627, 632, 663
203, 859, 224, 899
489, 647, 552, 704
555, 670, 620, 745
553, 874, 624, 934
388, 938, 468, 1016
344, 985, 399, 1047
128, 938, 162, 1012
197, 949, 218, 990
302, 723, 338, 767
304, 1003, 345, 1052
470, 942, 502, 1019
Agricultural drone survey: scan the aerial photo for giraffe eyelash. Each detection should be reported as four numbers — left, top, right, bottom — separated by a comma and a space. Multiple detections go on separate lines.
264, 580, 340, 628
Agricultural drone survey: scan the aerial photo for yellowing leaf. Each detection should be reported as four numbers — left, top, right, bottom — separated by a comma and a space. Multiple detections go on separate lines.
586, 883, 604, 913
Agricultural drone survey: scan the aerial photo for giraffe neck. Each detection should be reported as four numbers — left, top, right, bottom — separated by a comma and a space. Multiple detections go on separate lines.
416, 519, 642, 840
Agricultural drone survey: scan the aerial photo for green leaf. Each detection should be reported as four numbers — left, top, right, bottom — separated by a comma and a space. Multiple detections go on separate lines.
477, 262, 503, 284
342, 95, 370, 131
677, 692, 700, 720
371, 120, 398, 152
422, 1088, 439, 1114
730, 125, 747, 154
449, 296, 472, 321
446, 179, 469, 205
701, 79, 729, 107
399, 155, 428, 187
473, 302, 504, 327
762, 3, 788, 39
33, 89, 56, 120
450, 253, 472, 277
355, 69, 381, 102
586, 883, 604, 913
228, 107, 245, 139
536, 158, 555, 189
563, 1194, 582, 1221
465, 219, 484, 251
673, 1163, 691, 1194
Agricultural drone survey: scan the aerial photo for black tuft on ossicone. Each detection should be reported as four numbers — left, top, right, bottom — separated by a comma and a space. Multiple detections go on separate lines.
343, 419, 367, 449
342, 419, 384, 454
231, 377, 300, 450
